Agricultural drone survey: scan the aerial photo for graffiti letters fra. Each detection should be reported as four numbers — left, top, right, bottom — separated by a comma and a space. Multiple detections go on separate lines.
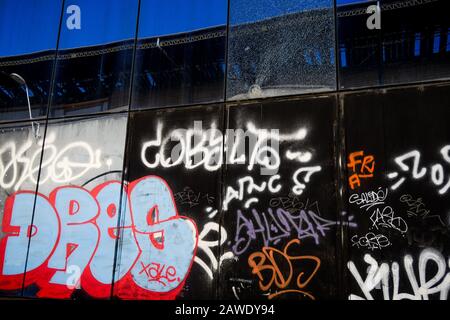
0, 176, 198, 299
347, 151, 375, 190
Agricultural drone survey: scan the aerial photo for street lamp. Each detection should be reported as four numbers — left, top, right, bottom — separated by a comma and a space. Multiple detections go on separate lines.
9, 73, 40, 138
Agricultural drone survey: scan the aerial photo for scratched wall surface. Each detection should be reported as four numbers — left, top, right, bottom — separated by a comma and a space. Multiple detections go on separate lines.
343, 83, 450, 300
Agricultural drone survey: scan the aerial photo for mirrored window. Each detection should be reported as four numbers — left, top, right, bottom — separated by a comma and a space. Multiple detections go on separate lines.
337, 0, 450, 88
0, 0, 62, 122
49, 0, 139, 117
131, 0, 228, 110
227, 0, 336, 100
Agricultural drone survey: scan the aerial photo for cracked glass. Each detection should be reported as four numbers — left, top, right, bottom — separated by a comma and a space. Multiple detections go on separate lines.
227, 0, 337, 100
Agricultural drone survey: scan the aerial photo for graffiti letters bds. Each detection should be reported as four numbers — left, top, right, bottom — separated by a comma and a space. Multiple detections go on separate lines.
0, 176, 198, 299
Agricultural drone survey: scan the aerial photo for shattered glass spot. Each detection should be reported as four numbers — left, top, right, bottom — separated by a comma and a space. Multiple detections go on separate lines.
227, 0, 337, 100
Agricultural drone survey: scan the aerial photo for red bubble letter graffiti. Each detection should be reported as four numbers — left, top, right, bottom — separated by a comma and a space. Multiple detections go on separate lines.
0, 176, 198, 300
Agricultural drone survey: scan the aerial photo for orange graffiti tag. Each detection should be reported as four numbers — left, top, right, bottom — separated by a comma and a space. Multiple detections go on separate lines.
248, 239, 321, 300
347, 150, 375, 190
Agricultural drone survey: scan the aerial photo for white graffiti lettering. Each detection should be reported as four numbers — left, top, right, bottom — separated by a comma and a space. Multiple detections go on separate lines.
388, 146, 450, 195
0, 133, 106, 191
223, 175, 282, 211
140, 121, 314, 176
369, 206, 408, 234
194, 222, 234, 280
348, 249, 450, 300
349, 187, 388, 211
351, 233, 391, 250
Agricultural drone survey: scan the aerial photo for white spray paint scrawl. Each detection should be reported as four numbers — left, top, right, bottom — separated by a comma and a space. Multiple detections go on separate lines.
140, 121, 316, 176
347, 249, 450, 300
388, 146, 450, 195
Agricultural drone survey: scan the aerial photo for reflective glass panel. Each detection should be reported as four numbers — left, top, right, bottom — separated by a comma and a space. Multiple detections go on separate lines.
227, 0, 336, 100
49, 0, 139, 117
0, 0, 62, 122
131, 0, 227, 109
337, 0, 450, 88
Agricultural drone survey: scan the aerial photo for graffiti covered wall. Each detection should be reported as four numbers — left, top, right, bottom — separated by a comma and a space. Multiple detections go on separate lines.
0, 84, 449, 300
343, 84, 450, 300
220, 96, 340, 300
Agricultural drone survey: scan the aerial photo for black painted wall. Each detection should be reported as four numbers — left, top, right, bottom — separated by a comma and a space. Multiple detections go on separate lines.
0, 82, 449, 300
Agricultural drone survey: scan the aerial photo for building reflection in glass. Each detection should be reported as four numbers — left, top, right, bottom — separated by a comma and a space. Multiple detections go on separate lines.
49, 0, 139, 117
131, 0, 228, 110
227, 0, 337, 100
0, 0, 62, 122
338, 0, 450, 88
